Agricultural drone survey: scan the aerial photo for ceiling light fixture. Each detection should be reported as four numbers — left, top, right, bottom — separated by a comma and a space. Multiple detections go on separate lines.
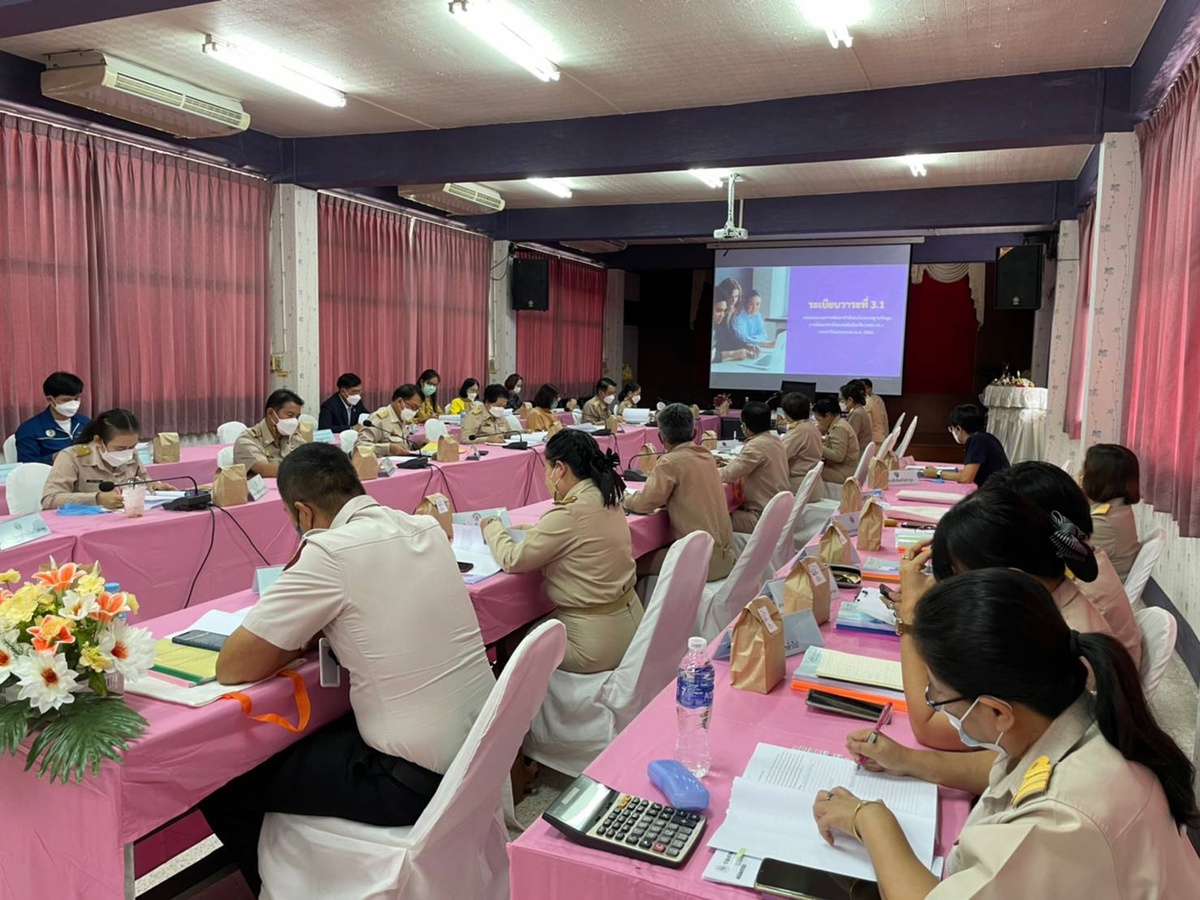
904, 155, 929, 177
448, 0, 562, 82
527, 177, 573, 198
688, 168, 730, 188
798, 0, 870, 49
202, 35, 346, 107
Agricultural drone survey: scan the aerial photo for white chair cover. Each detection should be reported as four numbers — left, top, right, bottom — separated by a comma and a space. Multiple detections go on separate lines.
730, 465, 821, 573
504, 414, 523, 434
424, 419, 448, 442
875, 424, 902, 459
695, 491, 793, 641
852, 442, 878, 485
523, 532, 714, 776
1060, 456, 1075, 474
1134, 607, 1177, 701
1123, 528, 1165, 607
892, 412, 906, 434
217, 421, 248, 444
216, 447, 235, 469
339, 430, 360, 453
299, 413, 318, 427
6, 463, 51, 516
571, 409, 583, 425
2, 434, 16, 464
896, 415, 919, 459
258, 620, 566, 900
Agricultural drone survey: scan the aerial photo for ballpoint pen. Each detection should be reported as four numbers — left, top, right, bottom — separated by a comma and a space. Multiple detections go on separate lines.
857, 702, 894, 769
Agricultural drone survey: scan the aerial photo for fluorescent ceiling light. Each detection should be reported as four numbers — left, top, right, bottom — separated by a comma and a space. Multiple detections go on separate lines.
904, 155, 929, 177
203, 35, 346, 107
689, 168, 730, 188
798, 0, 870, 49
527, 177, 572, 198
448, 0, 562, 82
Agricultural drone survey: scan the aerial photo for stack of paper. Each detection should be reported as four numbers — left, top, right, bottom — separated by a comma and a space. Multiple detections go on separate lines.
815, 648, 904, 691
790, 646, 907, 711
896, 489, 962, 505
835, 588, 898, 637
885, 504, 950, 524
860, 556, 902, 582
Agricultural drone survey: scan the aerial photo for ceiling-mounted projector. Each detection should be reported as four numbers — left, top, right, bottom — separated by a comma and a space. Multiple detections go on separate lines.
713, 173, 748, 241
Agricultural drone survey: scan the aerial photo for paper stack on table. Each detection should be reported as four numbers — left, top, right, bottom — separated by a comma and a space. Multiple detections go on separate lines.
895, 489, 962, 505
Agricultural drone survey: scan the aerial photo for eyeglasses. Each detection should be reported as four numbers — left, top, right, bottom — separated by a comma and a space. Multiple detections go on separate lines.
924, 683, 969, 710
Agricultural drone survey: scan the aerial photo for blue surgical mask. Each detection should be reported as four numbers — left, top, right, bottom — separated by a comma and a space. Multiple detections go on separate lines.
944, 697, 1010, 755
422, 383, 437, 397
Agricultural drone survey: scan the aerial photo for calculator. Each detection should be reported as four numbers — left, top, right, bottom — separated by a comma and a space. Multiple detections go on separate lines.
542, 774, 707, 868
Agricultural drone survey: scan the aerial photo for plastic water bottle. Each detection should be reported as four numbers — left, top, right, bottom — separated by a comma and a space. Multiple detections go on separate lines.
676, 637, 715, 777
103, 581, 126, 697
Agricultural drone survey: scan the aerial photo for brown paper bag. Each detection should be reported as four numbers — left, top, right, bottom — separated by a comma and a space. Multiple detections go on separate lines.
415, 493, 454, 540
632, 443, 659, 474
212, 464, 248, 508
700, 430, 718, 451
604, 414, 622, 433
882, 451, 901, 471
818, 520, 854, 565
783, 557, 834, 624
858, 499, 885, 552
839, 477, 863, 514
729, 596, 786, 693
436, 435, 461, 462
152, 432, 180, 464
298, 419, 315, 444
867, 457, 890, 491
352, 444, 378, 481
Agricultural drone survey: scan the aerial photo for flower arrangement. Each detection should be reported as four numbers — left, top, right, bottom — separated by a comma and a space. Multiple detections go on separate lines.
712, 393, 732, 412
0, 561, 152, 782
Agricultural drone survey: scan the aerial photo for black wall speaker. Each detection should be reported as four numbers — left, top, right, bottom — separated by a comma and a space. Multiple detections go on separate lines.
994, 245, 1044, 310
511, 258, 550, 311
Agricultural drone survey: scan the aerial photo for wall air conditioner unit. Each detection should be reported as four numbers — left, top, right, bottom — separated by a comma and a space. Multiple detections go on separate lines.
42, 51, 250, 138
561, 240, 627, 254
400, 183, 505, 215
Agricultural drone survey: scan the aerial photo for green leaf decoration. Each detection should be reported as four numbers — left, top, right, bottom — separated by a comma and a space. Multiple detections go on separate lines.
0, 701, 37, 756
23, 694, 148, 784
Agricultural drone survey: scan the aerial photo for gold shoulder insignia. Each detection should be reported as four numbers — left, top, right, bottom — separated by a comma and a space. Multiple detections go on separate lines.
74, 445, 91, 457
374, 407, 390, 419
1092, 503, 1111, 516
1011, 755, 1054, 808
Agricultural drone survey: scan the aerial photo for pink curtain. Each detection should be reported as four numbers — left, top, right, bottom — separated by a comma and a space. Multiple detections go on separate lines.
1063, 202, 1095, 439
1125, 56, 1200, 537
91, 143, 271, 434
318, 197, 490, 407
515, 253, 606, 398
0, 115, 95, 438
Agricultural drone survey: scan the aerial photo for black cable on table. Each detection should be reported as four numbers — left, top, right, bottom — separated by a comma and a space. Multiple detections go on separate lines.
183, 507, 217, 609
214, 505, 270, 565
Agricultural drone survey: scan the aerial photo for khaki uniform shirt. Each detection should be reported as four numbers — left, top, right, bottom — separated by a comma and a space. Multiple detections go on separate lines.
525, 408, 557, 433
460, 408, 511, 443
582, 396, 612, 425
41, 444, 148, 509
866, 393, 889, 444
1075, 549, 1142, 671
720, 432, 790, 517
415, 398, 442, 425
1051, 578, 1114, 637
1090, 499, 1142, 580
233, 419, 305, 474
624, 444, 735, 581
782, 420, 823, 493
846, 405, 874, 452
359, 407, 415, 455
933, 696, 1200, 898
821, 419, 861, 483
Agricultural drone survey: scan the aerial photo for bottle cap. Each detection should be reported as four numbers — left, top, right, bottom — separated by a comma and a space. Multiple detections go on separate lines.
104, 582, 120, 593
688, 636, 706, 651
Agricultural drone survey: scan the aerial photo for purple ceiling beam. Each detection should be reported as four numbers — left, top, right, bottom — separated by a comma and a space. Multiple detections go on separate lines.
465, 182, 1076, 243
0, 0, 214, 38
286, 69, 1132, 189
1132, 0, 1200, 119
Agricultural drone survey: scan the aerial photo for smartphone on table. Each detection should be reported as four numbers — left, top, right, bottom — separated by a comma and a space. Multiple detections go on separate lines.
756, 858, 881, 899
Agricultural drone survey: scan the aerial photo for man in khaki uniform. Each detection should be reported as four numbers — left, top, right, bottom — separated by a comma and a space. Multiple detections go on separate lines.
582, 377, 618, 425
814, 396, 861, 485
233, 390, 306, 478
460, 384, 517, 443
862, 377, 889, 444
779, 392, 823, 493
719, 401, 790, 534
624, 404, 735, 582
358, 384, 421, 456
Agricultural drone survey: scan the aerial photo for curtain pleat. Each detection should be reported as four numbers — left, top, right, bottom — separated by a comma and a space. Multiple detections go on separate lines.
515, 253, 605, 399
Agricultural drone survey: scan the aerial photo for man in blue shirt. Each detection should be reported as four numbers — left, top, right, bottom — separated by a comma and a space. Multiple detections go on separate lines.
14, 372, 89, 464
929, 403, 1011, 487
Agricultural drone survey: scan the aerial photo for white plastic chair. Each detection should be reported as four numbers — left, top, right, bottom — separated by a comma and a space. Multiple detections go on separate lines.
852, 441, 878, 485
340, 429, 360, 453
216, 447, 235, 469
258, 620, 566, 900
2, 434, 16, 464
524, 532, 714, 777
695, 491, 793, 641
7, 463, 51, 515
425, 419, 448, 442
1134, 607, 1177, 701
217, 421, 247, 444
896, 415, 919, 459
1122, 528, 1164, 607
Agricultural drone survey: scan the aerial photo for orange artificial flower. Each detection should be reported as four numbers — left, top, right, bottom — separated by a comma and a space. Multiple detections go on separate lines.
27, 615, 76, 652
90, 591, 132, 624
32, 562, 80, 594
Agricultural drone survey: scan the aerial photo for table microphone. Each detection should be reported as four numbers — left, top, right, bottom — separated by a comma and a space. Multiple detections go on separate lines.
89, 475, 212, 511
623, 450, 662, 482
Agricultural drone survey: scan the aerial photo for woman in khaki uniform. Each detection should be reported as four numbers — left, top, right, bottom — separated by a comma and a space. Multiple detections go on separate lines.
1081, 444, 1143, 580
814, 396, 861, 485
525, 384, 561, 433
483, 430, 641, 674
41, 409, 170, 510
812, 569, 1200, 898
840, 379, 874, 452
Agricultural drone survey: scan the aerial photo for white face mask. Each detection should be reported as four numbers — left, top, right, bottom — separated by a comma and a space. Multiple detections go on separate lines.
400, 407, 417, 422
55, 400, 82, 418
512, 385, 522, 395
604, 394, 616, 405
944, 697, 1010, 755
100, 447, 135, 467
346, 393, 361, 407
551, 399, 559, 410
630, 395, 641, 405
467, 391, 478, 401
275, 416, 300, 436
839, 401, 848, 413
489, 406, 507, 418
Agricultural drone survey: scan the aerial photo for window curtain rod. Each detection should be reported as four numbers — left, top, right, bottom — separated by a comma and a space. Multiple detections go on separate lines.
316, 189, 491, 237
514, 241, 607, 269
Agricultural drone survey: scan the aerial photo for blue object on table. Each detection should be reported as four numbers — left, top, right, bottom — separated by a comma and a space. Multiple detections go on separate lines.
105, 582, 120, 593
647, 759, 710, 811
57, 504, 110, 516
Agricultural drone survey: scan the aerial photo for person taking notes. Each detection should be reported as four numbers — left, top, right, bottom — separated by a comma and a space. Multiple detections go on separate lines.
460, 384, 516, 443
839, 379, 874, 453
317, 373, 368, 434
719, 401, 790, 534
15, 371, 89, 464
616, 382, 642, 416
525, 384, 561, 433
930, 404, 1010, 487
780, 392, 823, 493
582, 377, 619, 425
358, 385, 422, 456
814, 396, 860, 485
41, 408, 169, 509
233, 389, 306, 478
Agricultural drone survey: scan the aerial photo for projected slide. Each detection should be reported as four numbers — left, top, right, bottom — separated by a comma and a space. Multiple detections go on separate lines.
710, 245, 911, 394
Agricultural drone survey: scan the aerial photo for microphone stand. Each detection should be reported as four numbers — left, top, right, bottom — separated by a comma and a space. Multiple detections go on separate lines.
622, 450, 663, 482
90, 475, 212, 511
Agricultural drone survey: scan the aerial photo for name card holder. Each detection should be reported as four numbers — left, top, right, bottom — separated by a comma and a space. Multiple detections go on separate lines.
247, 474, 269, 502
889, 469, 919, 486
0, 512, 53, 551
0, 462, 19, 486
251, 564, 286, 595
313, 428, 335, 444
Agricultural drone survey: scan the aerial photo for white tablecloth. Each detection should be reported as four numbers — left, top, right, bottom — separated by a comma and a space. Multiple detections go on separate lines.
982, 385, 1048, 464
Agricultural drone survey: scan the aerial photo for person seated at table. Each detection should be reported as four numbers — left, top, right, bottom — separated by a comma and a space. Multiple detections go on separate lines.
1081, 443, 1143, 580
712, 284, 759, 363
862, 377, 889, 444
317, 372, 368, 434
813, 568, 1200, 899
814, 396, 860, 485
15, 371, 90, 464
41, 408, 169, 510
839, 379, 874, 452
616, 382, 642, 416
624, 403, 735, 582
482, 430, 640, 673
731, 290, 775, 347
929, 403, 1010, 486
894, 487, 1114, 750
446, 378, 481, 417
460, 384, 516, 444
413, 369, 442, 424
526, 384, 561, 433
358, 385, 421, 456
582, 377, 619, 425
987, 462, 1141, 670
504, 373, 526, 411
780, 392, 822, 494
718, 401, 790, 534
233, 389, 307, 479
201, 443, 494, 894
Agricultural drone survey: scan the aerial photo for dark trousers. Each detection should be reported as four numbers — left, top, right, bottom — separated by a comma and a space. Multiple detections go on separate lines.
200, 714, 441, 894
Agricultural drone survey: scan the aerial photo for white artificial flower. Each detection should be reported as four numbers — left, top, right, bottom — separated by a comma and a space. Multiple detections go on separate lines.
59, 590, 100, 621
13, 651, 80, 713
0, 628, 22, 682
99, 621, 155, 680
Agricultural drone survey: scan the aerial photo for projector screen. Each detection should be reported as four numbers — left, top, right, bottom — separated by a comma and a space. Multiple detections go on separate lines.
709, 245, 911, 395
